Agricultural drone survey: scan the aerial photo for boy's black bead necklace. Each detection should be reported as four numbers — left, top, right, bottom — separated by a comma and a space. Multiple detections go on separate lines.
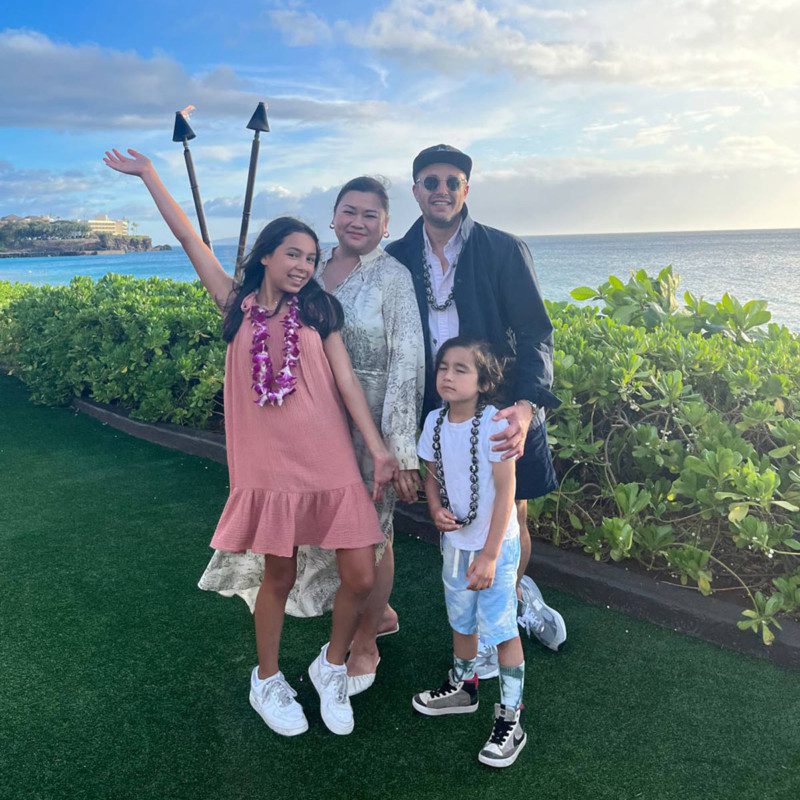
431, 403, 485, 526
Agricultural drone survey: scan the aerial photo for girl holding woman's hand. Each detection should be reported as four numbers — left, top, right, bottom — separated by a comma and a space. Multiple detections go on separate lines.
105, 148, 398, 737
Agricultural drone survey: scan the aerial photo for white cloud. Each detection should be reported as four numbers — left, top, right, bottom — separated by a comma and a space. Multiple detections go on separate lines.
617, 124, 683, 149
340, 0, 800, 90
269, 8, 332, 46
714, 135, 800, 169
0, 160, 95, 206
463, 162, 800, 234
0, 29, 390, 130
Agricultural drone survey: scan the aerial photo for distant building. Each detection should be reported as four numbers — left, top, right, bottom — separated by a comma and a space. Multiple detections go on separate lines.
87, 214, 129, 235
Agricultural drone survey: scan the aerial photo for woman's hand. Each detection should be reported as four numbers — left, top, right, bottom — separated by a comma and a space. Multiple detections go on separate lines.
432, 507, 461, 532
371, 448, 399, 501
466, 553, 497, 591
393, 469, 420, 504
103, 148, 155, 179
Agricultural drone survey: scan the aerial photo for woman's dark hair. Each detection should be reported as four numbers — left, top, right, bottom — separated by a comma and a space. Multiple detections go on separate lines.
333, 176, 389, 214
434, 336, 504, 404
222, 216, 343, 343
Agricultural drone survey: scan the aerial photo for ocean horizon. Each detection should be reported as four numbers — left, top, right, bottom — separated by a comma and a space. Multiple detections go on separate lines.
2, 226, 798, 329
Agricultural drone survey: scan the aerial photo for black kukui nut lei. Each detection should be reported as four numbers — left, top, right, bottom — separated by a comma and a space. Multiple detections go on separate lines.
422, 243, 458, 311
432, 403, 485, 526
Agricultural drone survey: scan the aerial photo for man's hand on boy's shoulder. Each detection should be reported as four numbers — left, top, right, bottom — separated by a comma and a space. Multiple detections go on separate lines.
490, 401, 535, 460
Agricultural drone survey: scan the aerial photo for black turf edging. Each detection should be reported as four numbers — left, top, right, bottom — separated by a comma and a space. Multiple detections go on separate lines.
69, 393, 800, 669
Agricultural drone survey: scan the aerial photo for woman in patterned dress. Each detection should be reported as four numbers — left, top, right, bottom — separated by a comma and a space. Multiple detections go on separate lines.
200, 177, 425, 689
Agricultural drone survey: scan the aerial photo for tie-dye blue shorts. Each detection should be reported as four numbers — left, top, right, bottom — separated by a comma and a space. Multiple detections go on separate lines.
441, 535, 521, 647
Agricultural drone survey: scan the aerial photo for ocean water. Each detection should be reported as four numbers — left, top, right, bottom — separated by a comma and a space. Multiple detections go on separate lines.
2, 228, 798, 329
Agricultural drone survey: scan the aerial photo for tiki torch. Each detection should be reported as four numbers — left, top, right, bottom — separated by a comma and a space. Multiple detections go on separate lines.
172, 105, 212, 249
236, 102, 270, 274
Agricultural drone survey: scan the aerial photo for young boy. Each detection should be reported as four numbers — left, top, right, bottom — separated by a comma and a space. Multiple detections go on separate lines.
413, 335, 527, 768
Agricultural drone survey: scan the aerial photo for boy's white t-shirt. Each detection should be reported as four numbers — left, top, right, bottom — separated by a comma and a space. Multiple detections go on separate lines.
417, 404, 520, 552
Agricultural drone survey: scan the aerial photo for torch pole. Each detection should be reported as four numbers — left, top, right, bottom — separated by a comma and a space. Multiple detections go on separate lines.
172, 107, 212, 250
183, 139, 212, 248
236, 130, 260, 269
235, 102, 270, 280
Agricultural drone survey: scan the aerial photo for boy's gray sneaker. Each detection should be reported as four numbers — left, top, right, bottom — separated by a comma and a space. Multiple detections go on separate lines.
474, 640, 499, 679
412, 670, 479, 716
517, 575, 567, 651
478, 703, 527, 768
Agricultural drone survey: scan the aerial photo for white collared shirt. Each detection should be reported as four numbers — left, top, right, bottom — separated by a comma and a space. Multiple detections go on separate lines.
422, 216, 473, 356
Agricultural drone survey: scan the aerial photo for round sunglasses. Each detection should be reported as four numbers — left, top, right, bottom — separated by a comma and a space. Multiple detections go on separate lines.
416, 175, 467, 192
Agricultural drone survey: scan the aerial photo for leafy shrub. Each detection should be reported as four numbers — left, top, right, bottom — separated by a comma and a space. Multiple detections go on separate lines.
2, 268, 798, 643
0, 280, 28, 309
0, 276, 225, 428
535, 267, 800, 644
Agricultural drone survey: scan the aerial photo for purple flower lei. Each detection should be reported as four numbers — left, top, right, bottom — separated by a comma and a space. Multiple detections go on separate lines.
249, 295, 302, 406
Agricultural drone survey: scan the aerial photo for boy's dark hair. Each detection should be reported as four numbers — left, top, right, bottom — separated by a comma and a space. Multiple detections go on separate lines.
222, 216, 343, 343
434, 336, 504, 404
333, 176, 389, 214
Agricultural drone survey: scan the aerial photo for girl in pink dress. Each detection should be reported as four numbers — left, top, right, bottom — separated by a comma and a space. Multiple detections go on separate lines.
104, 149, 397, 738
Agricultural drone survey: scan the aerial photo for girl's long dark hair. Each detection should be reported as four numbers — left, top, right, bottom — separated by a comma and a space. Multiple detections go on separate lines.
222, 217, 343, 343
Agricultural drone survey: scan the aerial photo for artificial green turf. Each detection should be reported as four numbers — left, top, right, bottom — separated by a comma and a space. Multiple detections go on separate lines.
1, 372, 799, 800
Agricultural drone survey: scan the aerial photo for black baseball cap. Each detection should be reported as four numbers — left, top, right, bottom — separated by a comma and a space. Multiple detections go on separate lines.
412, 144, 472, 181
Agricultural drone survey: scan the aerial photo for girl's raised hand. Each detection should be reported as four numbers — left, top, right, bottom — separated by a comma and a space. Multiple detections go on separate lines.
103, 148, 154, 178
371, 448, 399, 502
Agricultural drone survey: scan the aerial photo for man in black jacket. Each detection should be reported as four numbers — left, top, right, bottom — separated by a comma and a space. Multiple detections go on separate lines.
387, 144, 567, 664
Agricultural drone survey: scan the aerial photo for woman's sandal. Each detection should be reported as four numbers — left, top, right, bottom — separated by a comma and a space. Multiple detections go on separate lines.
376, 622, 400, 638
347, 657, 381, 697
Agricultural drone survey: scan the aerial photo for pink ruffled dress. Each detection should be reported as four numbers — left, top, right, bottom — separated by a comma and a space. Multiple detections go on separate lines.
209, 293, 383, 557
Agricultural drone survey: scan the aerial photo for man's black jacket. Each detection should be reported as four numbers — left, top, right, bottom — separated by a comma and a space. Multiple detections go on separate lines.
386, 207, 561, 421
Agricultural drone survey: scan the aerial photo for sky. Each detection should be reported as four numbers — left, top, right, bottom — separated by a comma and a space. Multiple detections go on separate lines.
1, 0, 799, 243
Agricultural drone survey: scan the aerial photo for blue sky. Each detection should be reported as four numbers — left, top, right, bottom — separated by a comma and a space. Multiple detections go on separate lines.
1, 0, 799, 243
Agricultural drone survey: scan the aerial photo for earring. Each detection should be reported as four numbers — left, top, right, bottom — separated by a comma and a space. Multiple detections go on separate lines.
329, 222, 335, 229
383, 231, 389, 238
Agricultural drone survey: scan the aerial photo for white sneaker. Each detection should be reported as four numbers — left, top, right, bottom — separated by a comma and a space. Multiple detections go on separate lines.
249, 668, 308, 736
308, 643, 354, 735
475, 640, 499, 679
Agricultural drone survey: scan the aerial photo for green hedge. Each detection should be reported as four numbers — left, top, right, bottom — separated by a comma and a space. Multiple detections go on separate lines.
0, 275, 225, 428
1, 269, 798, 643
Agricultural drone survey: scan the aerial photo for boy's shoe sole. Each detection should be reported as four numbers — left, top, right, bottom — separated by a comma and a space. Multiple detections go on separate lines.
478, 731, 527, 768
308, 657, 354, 735
411, 697, 479, 716
543, 607, 567, 651
248, 691, 309, 737
475, 662, 499, 679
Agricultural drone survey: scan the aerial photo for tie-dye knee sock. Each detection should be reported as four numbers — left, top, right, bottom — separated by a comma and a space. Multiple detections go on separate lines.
453, 655, 477, 682
499, 661, 525, 709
